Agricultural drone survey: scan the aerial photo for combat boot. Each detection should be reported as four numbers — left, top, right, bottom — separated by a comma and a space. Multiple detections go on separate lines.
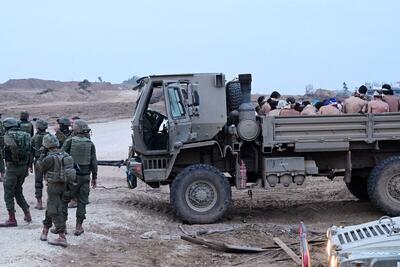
40, 227, 49, 241
0, 211, 18, 227
35, 197, 44, 210
68, 199, 78, 208
50, 227, 68, 235
74, 223, 84, 236
48, 233, 68, 248
24, 210, 32, 223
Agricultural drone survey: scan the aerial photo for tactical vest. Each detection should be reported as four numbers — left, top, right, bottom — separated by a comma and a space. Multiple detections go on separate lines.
45, 151, 76, 184
55, 129, 71, 147
32, 132, 47, 158
69, 136, 92, 165
4, 130, 31, 163
0, 121, 4, 149
19, 121, 33, 135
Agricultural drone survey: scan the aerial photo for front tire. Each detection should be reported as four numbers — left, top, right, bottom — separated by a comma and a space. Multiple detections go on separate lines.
368, 156, 400, 216
170, 164, 232, 224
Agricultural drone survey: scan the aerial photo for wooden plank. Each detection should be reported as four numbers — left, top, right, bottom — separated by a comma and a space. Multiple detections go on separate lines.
273, 237, 301, 265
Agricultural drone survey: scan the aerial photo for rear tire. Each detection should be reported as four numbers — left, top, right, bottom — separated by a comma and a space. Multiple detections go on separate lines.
170, 164, 232, 224
368, 156, 400, 216
346, 175, 369, 201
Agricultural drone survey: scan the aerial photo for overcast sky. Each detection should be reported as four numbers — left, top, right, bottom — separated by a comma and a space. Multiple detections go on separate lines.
0, 0, 399, 94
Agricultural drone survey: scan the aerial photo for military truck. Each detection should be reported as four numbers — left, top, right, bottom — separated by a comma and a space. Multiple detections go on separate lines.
126, 73, 400, 224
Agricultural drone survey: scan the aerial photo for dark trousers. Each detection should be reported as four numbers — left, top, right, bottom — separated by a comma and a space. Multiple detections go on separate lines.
62, 175, 90, 224
34, 160, 44, 198
3, 164, 29, 213
43, 183, 66, 233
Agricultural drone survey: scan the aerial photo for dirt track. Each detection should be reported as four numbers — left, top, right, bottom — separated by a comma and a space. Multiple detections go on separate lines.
0, 119, 383, 267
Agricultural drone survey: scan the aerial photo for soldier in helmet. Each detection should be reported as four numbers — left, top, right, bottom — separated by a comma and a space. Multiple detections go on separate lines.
0, 113, 5, 181
31, 119, 49, 210
61, 119, 97, 235
37, 134, 76, 247
18, 111, 34, 137
55, 117, 72, 148
0, 117, 32, 227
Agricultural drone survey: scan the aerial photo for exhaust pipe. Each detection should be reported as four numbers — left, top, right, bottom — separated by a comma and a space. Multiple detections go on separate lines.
237, 74, 259, 141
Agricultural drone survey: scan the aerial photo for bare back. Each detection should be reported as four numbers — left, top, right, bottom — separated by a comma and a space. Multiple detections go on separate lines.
343, 96, 367, 114
368, 99, 389, 114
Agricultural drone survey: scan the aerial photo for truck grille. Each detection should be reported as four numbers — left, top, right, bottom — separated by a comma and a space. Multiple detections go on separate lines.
337, 223, 393, 245
143, 158, 169, 170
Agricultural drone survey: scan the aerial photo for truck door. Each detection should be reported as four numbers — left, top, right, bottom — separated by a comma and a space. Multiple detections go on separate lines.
165, 83, 192, 154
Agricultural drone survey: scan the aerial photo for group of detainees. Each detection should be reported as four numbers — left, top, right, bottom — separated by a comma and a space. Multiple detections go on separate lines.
256, 84, 399, 116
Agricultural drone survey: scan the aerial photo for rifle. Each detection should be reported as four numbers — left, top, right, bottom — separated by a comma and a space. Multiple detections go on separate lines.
97, 160, 126, 168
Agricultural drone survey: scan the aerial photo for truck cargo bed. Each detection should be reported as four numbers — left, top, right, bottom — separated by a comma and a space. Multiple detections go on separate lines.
262, 113, 400, 152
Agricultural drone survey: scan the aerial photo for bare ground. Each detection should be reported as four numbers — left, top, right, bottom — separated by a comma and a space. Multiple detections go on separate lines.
0, 166, 382, 267
0, 84, 384, 266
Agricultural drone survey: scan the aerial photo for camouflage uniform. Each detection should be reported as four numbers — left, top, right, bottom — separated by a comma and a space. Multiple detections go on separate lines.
31, 119, 49, 208
55, 117, 72, 148
0, 118, 5, 177
61, 119, 97, 235
0, 118, 32, 227
18, 111, 34, 137
37, 134, 74, 247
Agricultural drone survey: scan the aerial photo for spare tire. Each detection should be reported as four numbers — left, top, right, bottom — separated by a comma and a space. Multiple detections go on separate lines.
226, 81, 242, 112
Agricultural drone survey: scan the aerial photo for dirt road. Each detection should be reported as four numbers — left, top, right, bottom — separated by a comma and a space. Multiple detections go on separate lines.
0, 119, 383, 267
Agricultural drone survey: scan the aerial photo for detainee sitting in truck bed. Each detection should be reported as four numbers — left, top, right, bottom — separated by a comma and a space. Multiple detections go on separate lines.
318, 98, 341, 115
368, 90, 389, 114
343, 85, 368, 114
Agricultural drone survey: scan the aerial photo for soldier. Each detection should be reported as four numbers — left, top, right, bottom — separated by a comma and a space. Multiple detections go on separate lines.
368, 91, 389, 114
319, 99, 341, 115
0, 113, 5, 181
55, 117, 72, 148
0, 117, 32, 227
343, 85, 368, 114
62, 119, 97, 235
31, 119, 49, 209
382, 84, 400, 112
37, 134, 75, 247
18, 111, 34, 137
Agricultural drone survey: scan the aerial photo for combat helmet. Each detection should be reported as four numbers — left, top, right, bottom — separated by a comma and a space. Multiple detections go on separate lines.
73, 119, 91, 134
42, 134, 60, 149
2, 117, 18, 129
35, 119, 48, 131
20, 111, 29, 120
57, 117, 71, 126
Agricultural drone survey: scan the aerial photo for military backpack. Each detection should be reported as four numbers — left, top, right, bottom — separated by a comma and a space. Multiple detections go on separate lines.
4, 130, 31, 163
45, 151, 76, 184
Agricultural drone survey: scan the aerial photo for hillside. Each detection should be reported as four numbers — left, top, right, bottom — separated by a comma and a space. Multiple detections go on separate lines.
0, 78, 137, 123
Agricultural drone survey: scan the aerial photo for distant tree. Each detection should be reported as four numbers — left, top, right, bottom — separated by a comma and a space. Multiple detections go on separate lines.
342, 82, 350, 96
123, 75, 140, 85
98, 76, 103, 83
78, 79, 92, 90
